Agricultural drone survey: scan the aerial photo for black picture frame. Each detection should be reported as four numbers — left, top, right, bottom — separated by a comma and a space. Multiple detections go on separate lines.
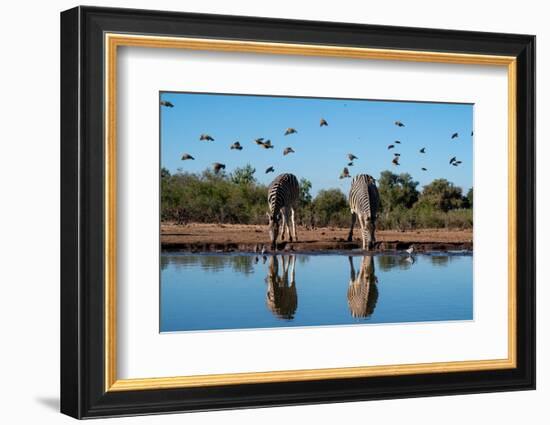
61, 5, 535, 419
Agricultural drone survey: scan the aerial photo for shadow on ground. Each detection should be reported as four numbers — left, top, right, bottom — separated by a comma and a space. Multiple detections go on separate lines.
35, 396, 59, 411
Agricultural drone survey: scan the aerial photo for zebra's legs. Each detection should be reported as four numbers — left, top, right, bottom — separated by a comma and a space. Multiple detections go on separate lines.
284, 209, 292, 242
348, 256, 356, 281
347, 212, 357, 242
280, 211, 287, 240
291, 207, 298, 241
358, 214, 367, 250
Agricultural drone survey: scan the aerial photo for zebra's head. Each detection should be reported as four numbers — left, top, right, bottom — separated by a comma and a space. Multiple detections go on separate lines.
267, 211, 281, 249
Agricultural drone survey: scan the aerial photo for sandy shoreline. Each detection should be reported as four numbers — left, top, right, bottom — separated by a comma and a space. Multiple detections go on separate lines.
161, 223, 473, 253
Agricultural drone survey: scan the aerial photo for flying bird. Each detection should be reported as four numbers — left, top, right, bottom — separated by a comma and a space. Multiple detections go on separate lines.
212, 162, 226, 173
339, 167, 351, 179
180, 153, 194, 160
262, 140, 274, 149
160, 100, 174, 107
284, 128, 298, 136
212, 162, 226, 174
283, 147, 295, 156
200, 134, 214, 141
419, 147, 426, 153
265, 166, 275, 174
347, 153, 358, 161
421, 167, 427, 171
395, 121, 405, 127
392, 157, 400, 166
320, 118, 328, 127
212, 162, 225, 174
230, 141, 243, 150
451, 132, 459, 139
387, 144, 395, 150
449, 156, 457, 164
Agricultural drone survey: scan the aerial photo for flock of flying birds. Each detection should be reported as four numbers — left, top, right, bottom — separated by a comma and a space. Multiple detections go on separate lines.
161, 99, 467, 178
340, 121, 467, 179
181, 129, 302, 175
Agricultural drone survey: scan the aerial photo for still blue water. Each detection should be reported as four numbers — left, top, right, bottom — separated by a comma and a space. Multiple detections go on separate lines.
160, 253, 473, 332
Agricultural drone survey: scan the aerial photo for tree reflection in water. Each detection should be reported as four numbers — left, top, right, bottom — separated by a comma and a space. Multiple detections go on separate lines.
160, 253, 256, 275
430, 255, 453, 267
377, 255, 415, 271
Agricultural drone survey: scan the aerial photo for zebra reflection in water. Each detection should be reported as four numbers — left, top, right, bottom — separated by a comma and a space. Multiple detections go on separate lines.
347, 256, 379, 318
265, 255, 297, 320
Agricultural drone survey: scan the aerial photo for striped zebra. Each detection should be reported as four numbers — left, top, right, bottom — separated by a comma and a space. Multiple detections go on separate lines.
347, 256, 379, 318
347, 174, 380, 250
267, 173, 300, 249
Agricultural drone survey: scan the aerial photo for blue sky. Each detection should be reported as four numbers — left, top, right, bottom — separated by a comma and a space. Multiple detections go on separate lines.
160, 92, 473, 196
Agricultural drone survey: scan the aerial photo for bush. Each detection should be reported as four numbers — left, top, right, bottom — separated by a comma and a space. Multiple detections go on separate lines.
377, 204, 473, 231
419, 179, 464, 212
311, 189, 349, 227
161, 167, 270, 224
378, 171, 419, 211
161, 167, 473, 230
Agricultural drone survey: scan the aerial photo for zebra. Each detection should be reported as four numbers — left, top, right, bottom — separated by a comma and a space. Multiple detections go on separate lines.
267, 173, 300, 250
347, 256, 379, 318
265, 255, 297, 319
347, 174, 380, 250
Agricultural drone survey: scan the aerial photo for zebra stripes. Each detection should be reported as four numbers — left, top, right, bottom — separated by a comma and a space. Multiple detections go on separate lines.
266, 255, 297, 319
347, 256, 379, 318
347, 174, 380, 250
267, 173, 300, 249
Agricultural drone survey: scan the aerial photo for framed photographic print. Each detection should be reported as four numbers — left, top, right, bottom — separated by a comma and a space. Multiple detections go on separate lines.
60, 6, 535, 419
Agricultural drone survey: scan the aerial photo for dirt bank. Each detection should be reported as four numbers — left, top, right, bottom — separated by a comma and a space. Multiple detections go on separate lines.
161, 223, 473, 253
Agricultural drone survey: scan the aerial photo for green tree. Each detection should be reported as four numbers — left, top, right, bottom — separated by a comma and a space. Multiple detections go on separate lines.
377, 171, 419, 211
161, 167, 171, 179
419, 179, 464, 212
230, 164, 256, 186
296, 178, 314, 227
312, 189, 349, 227
466, 188, 473, 208
299, 178, 313, 206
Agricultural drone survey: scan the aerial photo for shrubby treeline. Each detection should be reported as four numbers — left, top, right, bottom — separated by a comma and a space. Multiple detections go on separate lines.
161, 166, 472, 230
374, 171, 472, 230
